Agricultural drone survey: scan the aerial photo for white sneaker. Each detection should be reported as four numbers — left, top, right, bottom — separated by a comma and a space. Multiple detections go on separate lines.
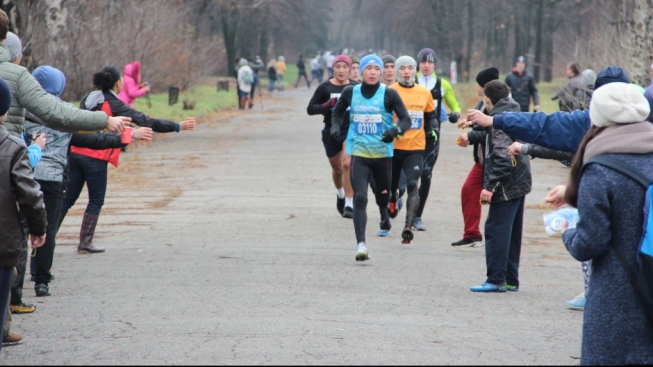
355, 243, 369, 261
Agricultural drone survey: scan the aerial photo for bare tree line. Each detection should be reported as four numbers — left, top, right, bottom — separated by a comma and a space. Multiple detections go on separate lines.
0, 0, 651, 101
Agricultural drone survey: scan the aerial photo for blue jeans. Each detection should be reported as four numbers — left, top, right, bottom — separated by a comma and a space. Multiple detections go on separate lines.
484, 196, 525, 286
268, 78, 276, 92
61, 154, 108, 216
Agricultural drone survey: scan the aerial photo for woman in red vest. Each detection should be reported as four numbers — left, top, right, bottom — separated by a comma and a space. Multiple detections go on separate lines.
60, 66, 195, 254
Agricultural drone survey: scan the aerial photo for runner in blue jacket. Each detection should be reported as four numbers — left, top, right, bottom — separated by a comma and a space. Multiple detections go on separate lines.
466, 67, 629, 153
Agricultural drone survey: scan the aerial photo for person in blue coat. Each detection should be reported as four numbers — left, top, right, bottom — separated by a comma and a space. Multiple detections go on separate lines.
466, 67, 630, 153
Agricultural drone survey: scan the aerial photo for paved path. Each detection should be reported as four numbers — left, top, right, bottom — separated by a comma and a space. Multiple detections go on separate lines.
3, 89, 582, 365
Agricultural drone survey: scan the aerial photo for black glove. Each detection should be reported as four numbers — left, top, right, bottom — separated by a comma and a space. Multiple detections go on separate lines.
448, 112, 460, 124
381, 127, 398, 143
330, 127, 340, 141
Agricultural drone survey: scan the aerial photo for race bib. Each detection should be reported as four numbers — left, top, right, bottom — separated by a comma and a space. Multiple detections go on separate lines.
408, 110, 424, 130
330, 93, 341, 99
352, 114, 382, 135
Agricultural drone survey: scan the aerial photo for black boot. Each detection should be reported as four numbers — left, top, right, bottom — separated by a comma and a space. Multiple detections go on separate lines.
78, 213, 104, 254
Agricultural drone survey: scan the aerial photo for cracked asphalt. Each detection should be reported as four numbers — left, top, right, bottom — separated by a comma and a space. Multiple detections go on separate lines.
2, 89, 582, 365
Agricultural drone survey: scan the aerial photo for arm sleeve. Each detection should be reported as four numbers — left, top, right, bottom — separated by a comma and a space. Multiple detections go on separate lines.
70, 132, 123, 149
27, 145, 42, 169
423, 110, 435, 137
123, 77, 147, 99
384, 88, 411, 133
11, 144, 46, 236
467, 129, 486, 145
330, 86, 353, 134
529, 144, 575, 161
441, 79, 461, 113
306, 84, 329, 115
17, 71, 108, 132
492, 109, 589, 153
484, 129, 513, 192
529, 75, 540, 105
109, 98, 177, 133
562, 165, 614, 261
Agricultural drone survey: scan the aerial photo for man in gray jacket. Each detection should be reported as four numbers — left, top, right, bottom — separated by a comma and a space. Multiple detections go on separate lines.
0, 11, 128, 137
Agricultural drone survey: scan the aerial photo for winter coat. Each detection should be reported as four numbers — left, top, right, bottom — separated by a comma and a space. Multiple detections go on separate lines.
117, 61, 147, 108
0, 123, 46, 268
482, 98, 532, 203
493, 109, 590, 153
81, 90, 179, 133
268, 65, 277, 80
521, 143, 574, 162
557, 74, 584, 112
0, 44, 107, 137
275, 60, 286, 75
467, 99, 488, 164
505, 69, 540, 112
563, 153, 653, 365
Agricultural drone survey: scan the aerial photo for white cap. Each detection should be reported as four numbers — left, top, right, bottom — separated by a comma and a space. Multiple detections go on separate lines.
590, 82, 651, 127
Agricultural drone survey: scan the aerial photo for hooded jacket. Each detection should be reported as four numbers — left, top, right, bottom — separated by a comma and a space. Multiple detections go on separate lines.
0, 123, 46, 268
0, 43, 108, 137
117, 61, 147, 108
483, 97, 532, 203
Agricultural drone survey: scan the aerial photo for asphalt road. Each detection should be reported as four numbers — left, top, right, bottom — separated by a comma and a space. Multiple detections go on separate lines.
2, 88, 582, 365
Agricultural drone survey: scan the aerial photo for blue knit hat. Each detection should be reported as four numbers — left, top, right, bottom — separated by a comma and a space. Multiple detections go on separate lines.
0, 78, 11, 116
594, 66, 629, 89
358, 54, 383, 76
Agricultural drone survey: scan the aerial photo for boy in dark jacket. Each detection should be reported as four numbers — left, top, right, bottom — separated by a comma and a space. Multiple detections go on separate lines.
505, 56, 539, 112
470, 80, 531, 293
0, 78, 46, 351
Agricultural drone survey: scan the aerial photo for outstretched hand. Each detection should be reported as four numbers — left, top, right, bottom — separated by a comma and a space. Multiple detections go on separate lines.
180, 117, 196, 131
466, 109, 493, 127
508, 142, 523, 156
545, 185, 567, 208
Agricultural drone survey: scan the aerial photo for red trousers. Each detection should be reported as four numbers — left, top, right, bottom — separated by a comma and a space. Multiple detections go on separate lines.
461, 163, 483, 239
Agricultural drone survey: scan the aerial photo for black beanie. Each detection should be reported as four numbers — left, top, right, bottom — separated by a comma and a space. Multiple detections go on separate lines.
0, 78, 11, 116
417, 48, 437, 64
476, 67, 500, 87
382, 55, 396, 65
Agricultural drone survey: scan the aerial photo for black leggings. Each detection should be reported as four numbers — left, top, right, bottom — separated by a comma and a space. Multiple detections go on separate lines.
416, 138, 439, 218
391, 150, 423, 227
350, 156, 391, 243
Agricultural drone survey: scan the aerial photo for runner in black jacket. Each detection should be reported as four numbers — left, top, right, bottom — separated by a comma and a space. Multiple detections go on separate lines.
307, 55, 358, 218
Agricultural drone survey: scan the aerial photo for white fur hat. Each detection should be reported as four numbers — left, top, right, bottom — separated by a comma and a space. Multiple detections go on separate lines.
589, 82, 651, 127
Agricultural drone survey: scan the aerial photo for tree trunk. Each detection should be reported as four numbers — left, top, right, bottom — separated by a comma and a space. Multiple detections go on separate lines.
629, 0, 653, 86
533, 0, 544, 83
220, 0, 239, 77
464, 0, 473, 82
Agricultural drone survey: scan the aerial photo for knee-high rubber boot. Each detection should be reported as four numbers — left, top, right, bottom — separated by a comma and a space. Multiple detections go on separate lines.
78, 213, 104, 254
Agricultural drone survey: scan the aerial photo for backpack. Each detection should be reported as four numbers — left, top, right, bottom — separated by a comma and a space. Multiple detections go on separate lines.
243, 69, 254, 85
582, 155, 653, 328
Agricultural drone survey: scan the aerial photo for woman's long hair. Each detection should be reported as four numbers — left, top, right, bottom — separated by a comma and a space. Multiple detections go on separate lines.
566, 126, 607, 207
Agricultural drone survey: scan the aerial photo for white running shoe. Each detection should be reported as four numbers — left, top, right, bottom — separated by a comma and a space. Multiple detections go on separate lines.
355, 243, 369, 261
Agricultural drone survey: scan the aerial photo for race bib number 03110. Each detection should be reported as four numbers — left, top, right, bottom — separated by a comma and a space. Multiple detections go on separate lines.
408, 110, 424, 130
352, 114, 382, 135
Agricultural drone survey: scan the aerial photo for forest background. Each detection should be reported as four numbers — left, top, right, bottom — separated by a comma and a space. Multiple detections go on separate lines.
1, 0, 651, 101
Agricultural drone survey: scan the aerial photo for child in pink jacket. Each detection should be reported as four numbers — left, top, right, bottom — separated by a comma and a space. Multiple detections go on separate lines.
117, 61, 149, 107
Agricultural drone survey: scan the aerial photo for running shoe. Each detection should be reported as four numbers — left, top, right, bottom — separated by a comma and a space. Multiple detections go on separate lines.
342, 206, 353, 218
10, 302, 35, 314
451, 237, 483, 247
388, 200, 398, 218
377, 229, 390, 237
470, 282, 507, 292
506, 285, 519, 292
566, 293, 586, 310
337, 196, 345, 215
355, 243, 369, 261
412, 217, 426, 231
379, 207, 391, 232
401, 227, 414, 244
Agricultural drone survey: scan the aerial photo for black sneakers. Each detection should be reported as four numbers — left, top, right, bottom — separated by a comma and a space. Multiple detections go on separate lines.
35, 283, 50, 297
342, 206, 353, 218
451, 237, 483, 247
337, 196, 345, 215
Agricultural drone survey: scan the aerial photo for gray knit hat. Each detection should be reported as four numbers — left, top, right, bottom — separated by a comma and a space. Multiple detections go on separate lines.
381, 54, 395, 65
394, 56, 417, 84
589, 83, 651, 127
5, 32, 22, 62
